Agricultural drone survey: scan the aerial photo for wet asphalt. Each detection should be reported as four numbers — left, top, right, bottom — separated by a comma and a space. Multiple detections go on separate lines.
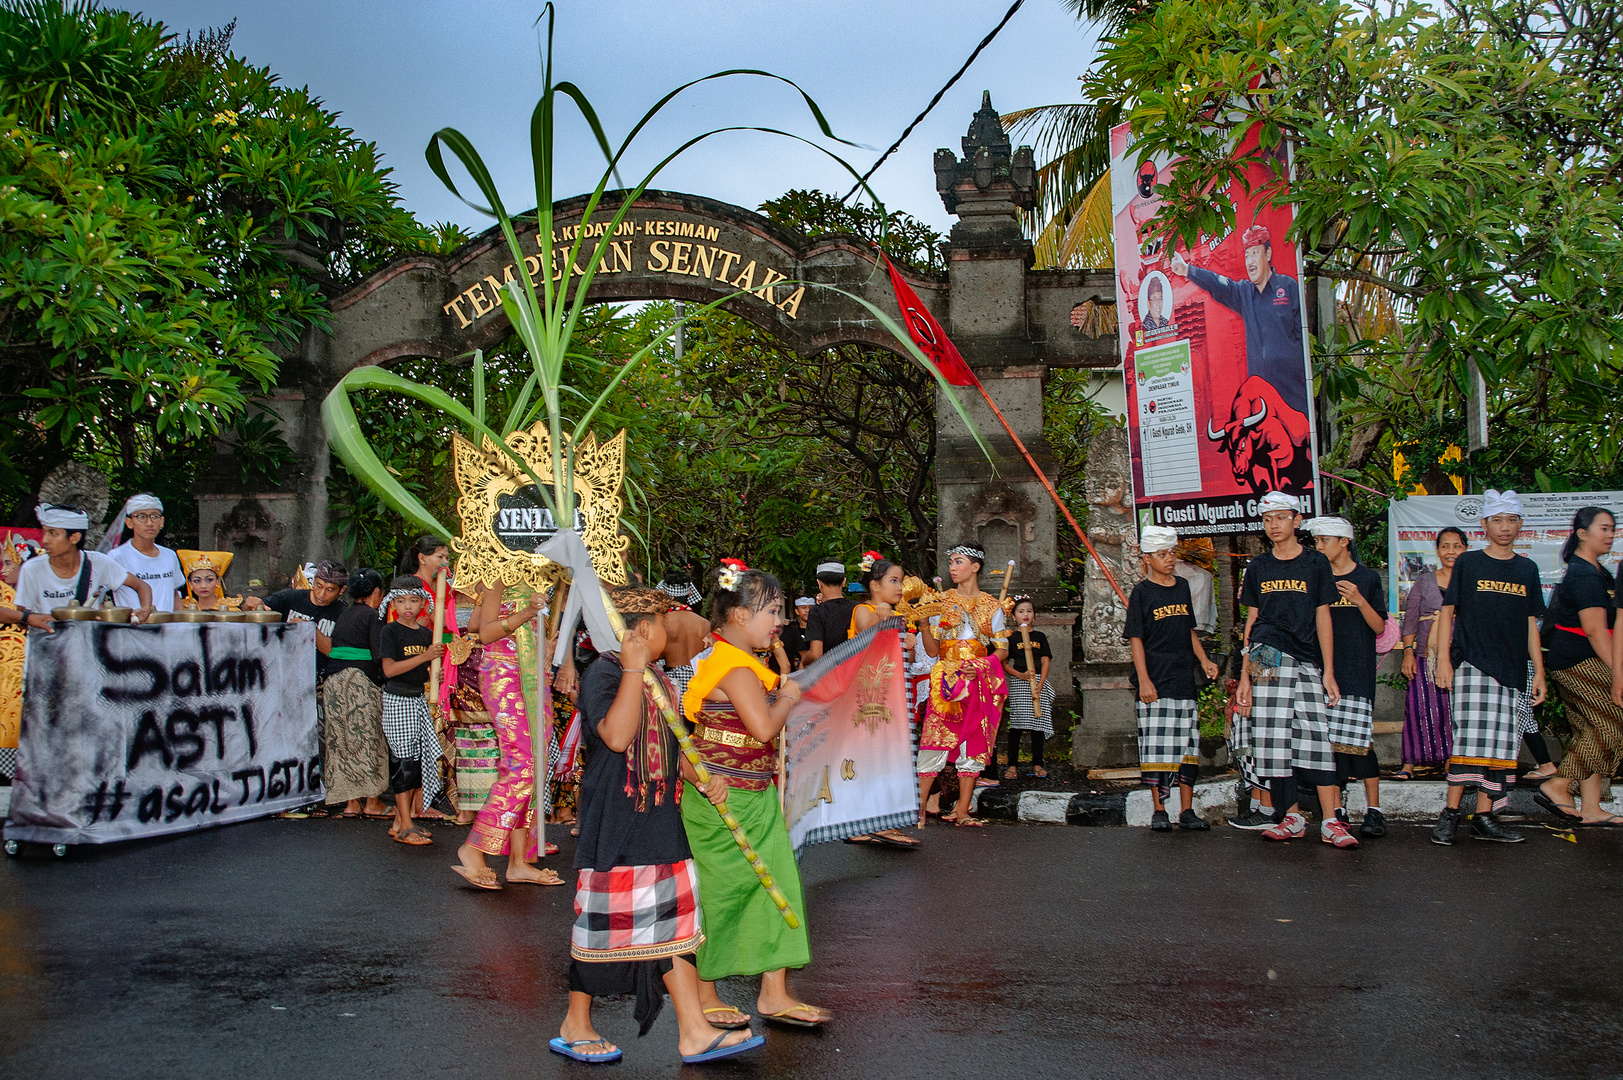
1, 815, 1622, 1079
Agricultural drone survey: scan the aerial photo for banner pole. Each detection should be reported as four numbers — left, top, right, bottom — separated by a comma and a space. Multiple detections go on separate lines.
973, 384, 1129, 607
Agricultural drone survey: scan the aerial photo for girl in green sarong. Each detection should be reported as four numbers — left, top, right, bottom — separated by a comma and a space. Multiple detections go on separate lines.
680, 562, 831, 1030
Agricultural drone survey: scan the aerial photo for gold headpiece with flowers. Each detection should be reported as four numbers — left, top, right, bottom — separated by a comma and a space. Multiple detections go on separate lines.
859, 549, 883, 574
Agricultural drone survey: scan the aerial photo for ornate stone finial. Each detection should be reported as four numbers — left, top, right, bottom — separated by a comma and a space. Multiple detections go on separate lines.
935, 91, 1036, 215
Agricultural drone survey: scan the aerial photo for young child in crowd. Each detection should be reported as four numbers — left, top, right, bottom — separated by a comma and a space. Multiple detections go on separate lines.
378, 576, 440, 847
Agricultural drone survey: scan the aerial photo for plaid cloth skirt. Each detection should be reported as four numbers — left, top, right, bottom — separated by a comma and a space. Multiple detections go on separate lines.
1137, 697, 1198, 774
571, 860, 704, 963
1513, 660, 1539, 734
1239, 645, 1334, 780
1326, 694, 1376, 754
1007, 676, 1056, 736
380, 691, 443, 804
1449, 661, 1520, 771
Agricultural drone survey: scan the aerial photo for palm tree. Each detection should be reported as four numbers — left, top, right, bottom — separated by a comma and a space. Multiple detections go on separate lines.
1001, 0, 1156, 269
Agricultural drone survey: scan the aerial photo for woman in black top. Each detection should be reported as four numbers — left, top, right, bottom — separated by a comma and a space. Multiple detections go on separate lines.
320, 568, 390, 818
1537, 508, 1623, 825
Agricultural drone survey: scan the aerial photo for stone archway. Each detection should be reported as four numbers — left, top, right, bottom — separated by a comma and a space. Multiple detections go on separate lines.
197, 96, 1120, 706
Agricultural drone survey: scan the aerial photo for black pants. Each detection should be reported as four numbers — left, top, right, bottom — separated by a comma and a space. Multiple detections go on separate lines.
1336, 748, 1381, 785
1001, 728, 1045, 771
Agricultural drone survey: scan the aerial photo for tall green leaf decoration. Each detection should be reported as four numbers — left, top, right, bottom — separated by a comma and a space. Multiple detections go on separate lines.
323, 3, 995, 541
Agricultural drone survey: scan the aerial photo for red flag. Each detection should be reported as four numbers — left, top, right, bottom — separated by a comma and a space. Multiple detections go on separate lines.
882, 254, 979, 387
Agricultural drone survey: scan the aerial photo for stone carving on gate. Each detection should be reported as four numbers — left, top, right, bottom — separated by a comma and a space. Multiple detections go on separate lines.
1082, 425, 1141, 662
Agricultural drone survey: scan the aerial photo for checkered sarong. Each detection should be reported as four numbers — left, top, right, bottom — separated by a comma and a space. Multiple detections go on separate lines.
1326, 695, 1375, 754
1137, 697, 1198, 774
1513, 660, 1538, 734
381, 691, 443, 804
1245, 645, 1333, 779
571, 859, 704, 962
1008, 676, 1056, 737
1449, 661, 1520, 771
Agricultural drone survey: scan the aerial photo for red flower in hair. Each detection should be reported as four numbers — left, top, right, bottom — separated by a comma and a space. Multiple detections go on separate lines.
859, 550, 884, 572
720, 558, 749, 571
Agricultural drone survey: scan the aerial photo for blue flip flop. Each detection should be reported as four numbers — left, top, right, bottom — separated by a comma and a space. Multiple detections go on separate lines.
681, 1031, 764, 1064
549, 1036, 622, 1063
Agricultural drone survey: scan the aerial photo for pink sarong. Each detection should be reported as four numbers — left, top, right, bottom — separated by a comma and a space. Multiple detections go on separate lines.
919, 653, 1008, 775
470, 642, 544, 858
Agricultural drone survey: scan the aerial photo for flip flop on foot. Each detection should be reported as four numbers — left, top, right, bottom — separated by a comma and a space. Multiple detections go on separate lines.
681, 1031, 764, 1064
843, 834, 880, 845
945, 814, 986, 827
762, 1003, 831, 1029
702, 1006, 752, 1030
450, 864, 502, 890
394, 827, 432, 846
1533, 791, 1586, 825
549, 1037, 622, 1064
1033, 766, 1048, 778
507, 866, 565, 886
871, 829, 921, 849
1582, 814, 1623, 827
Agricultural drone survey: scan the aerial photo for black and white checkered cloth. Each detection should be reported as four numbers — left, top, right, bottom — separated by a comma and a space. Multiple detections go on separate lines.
0, 746, 14, 780
1245, 646, 1334, 779
1008, 677, 1056, 737
1136, 697, 1198, 772
1450, 661, 1520, 769
1325, 694, 1375, 753
1513, 659, 1538, 734
381, 691, 443, 804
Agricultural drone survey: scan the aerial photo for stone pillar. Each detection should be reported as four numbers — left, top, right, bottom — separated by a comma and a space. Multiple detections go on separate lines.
932, 94, 1077, 704
1073, 426, 1144, 765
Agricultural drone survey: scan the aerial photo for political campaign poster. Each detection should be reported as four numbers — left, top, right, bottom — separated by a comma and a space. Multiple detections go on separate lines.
783, 617, 916, 852
1110, 122, 1320, 535
1388, 492, 1623, 614
6, 621, 321, 846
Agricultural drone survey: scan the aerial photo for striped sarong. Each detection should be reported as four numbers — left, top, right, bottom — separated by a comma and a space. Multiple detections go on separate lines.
1245, 645, 1334, 780
1136, 697, 1198, 776
1448, 661, 1520, 772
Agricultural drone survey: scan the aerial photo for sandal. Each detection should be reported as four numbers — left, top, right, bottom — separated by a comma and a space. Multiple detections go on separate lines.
762, 1004, 830, 1029
545, 842, 559, 856
843, 835, 880, 845
339, 811, 361, 819
702, 1006, 752, 1030
1533, 792, 1586, 825
945, 814, 986, 827
871, 830, 921, 849
1033, 766, 1048, 778
549, 1037, 622, 1064
394, 827, 433, 846
450, 864, 502, 890
508, 867, 565, 886
1392, 770, 1415, 781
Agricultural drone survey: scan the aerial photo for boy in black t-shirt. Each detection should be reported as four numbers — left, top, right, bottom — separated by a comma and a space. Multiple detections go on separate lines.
554, 586, 761, 1066
1125, 526, 1219, 831
804, 561, 854, 662
1233, 492, 1354, 848
378, 576, 441, 846
1432, 490, 1546, 845
1308, 516, 1390, 839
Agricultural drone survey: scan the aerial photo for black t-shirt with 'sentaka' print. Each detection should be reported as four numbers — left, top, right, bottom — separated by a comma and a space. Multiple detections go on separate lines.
1240, 547, 1337, 668
1124, 576, 1198, 700
1327, 564, 1387, 701
1443, 548, 1545, 691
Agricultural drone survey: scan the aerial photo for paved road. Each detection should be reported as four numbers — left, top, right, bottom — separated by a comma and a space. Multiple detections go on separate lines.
1, 816, 1621, 1079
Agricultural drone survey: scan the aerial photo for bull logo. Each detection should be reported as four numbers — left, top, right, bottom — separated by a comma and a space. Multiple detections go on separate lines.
1205, 375, 1314, 493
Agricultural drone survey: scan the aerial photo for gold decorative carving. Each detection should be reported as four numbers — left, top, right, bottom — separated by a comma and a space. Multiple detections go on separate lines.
0, 579, 22, 750
451, 425, 629, 592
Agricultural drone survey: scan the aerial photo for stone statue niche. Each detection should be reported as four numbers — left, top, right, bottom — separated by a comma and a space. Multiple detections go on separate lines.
1081, 425, 1142, 663
213, 499, 288, 594
37, 462, 110, 549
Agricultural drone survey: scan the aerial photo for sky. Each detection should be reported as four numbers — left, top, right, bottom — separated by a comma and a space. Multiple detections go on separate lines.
129, 0, 1102, 237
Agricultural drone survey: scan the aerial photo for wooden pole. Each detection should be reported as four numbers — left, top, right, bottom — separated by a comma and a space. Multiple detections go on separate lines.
972, 384, 1129, 607
427, 568, 447, 703
1020, 624, 1041, 720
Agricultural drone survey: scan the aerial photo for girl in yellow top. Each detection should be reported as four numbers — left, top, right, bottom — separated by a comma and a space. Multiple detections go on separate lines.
680, 562, 829, 1031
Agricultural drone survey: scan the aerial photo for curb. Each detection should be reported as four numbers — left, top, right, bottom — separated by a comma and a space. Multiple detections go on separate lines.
969, 778, 1622, 827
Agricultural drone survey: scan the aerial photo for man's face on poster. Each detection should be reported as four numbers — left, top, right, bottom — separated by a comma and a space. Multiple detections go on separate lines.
1147, 277, 1164, 318
1244, 241, 1271, 289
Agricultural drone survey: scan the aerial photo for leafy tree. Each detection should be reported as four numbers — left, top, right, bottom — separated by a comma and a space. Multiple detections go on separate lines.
1084, 0, 1623, 510
0, 1, 427, 524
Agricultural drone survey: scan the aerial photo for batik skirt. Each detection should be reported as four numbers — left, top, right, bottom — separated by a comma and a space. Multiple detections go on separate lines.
450, 648, 497, 813
320, 668, 389, 804
1553, 658, 1623, 783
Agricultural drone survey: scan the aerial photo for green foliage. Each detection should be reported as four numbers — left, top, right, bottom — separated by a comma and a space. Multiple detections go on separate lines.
1084, 0, 1623, 510
758, 189, 944, 273
0, 0, 427, 521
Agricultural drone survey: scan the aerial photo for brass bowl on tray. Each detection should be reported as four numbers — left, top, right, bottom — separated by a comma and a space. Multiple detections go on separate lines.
98, 606, 133, 623
142, 610, 174, 625
243, 609, 282, 624
172, 609, 215, 623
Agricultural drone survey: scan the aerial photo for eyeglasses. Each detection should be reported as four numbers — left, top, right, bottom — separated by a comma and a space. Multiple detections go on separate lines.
129, 512, 164, 523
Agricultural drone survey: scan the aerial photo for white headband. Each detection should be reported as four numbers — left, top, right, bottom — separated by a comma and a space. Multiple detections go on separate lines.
1482, 489, 1523, 518
815, 562, 845, 575
1139, 525, 1179, 553
1306, 516, 1354, 539
36, 502, 89, 531
795, 596, 815, 607
1257, 490, 1300, 515
125, 493, 163, 514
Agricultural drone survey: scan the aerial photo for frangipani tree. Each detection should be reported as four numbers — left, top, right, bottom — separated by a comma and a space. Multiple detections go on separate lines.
322, 5, 991, 546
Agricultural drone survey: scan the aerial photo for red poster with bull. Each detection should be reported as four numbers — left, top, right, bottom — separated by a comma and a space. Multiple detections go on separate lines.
1110, 122, 1320, 535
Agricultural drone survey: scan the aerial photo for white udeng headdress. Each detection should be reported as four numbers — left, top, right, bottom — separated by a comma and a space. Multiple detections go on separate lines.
1481, 489, 1523, 518
1305, 516, 1354, 539
35, 502, 89, 531
1257, 490, 1301, 515
1139, 525, 1179, 553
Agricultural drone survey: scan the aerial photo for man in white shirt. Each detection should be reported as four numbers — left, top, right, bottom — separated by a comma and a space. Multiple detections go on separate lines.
107, 494, 185, 612
12, 503, 153, 626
